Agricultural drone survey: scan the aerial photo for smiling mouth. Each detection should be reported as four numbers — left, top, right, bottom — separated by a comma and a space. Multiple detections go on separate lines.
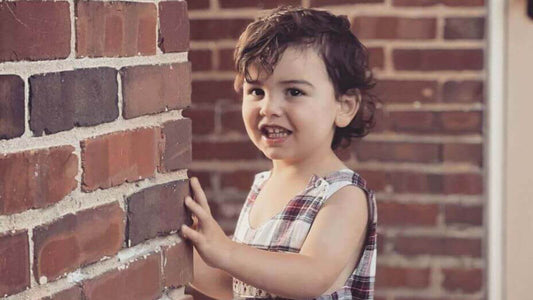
260, 128, 293, 139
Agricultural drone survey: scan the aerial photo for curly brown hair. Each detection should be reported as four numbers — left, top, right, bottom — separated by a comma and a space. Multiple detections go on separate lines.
233, 6, 379, 150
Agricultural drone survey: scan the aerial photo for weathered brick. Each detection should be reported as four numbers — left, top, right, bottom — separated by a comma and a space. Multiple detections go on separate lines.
0, 2, 70, 62
160, 119, 192, 173
82, 254, 161, 300
443, 173, 482, 195
354, 141, 440, 163
221, 109, 246, 135
76, 2, 157, 57
393, 0, 484, 6
445, 204, 483, 226
182, 107, 215, 135
0, 75, 24, 139
443, 143, 482, 166
126, 180, 192, 246
190, 19, 253, 40
186, 0, 210, 10
393, 49, 484, 71
30, 68, 118, 136
189, 49, 213, 71
378, 201, 438, 226
311, 0, 384, 6
442, 80, 484, 103
121, 63, 191, 119
41, 285, 83, 300
33, 203, 125, 282
373, 80, 438, 103
375, 266, 430, 288
0, 231, 29, 297
81, 127, 160, 192
220, 0, 300, 8
192, 80, 238, 103
159, 1, 189, 53
394, 236, 482, 257
368, 47, 385, 70
352, 17, 436, 39
445, 17, 485, 40
0, 146, 78, 215
192, 141, 261, 160
442, 268, 483, 293
439, 111, 482, 133
162, 241, 194, 288
389, 172, 443, 194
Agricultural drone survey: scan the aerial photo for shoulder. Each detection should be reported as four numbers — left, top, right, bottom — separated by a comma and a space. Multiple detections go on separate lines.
322, 184, 368, 225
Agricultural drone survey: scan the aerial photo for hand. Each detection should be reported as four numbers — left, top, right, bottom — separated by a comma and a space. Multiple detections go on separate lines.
180, 177, 235, 269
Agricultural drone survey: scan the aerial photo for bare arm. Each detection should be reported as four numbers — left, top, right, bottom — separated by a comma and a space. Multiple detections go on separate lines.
188, 246, 233, 300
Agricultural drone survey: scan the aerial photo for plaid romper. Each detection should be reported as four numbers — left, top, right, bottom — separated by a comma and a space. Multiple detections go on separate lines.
231, 168, 377, 300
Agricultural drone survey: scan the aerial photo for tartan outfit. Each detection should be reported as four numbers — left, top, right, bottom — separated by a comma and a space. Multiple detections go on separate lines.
231, 168, 377, 300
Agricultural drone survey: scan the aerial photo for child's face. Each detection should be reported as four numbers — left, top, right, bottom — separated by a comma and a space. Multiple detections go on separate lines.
241, 46, 340, 163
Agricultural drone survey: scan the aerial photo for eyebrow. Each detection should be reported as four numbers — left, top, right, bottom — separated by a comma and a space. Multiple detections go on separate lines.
245, 79, 315, 88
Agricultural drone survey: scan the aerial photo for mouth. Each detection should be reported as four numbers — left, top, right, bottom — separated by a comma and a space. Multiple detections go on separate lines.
260, 126, 293, 140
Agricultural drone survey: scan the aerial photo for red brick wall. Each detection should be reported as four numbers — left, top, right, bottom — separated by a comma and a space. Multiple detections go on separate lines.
0, 1, 193, 299
186, 0, 486, 299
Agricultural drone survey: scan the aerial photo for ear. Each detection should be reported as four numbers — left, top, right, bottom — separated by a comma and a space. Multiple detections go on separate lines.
335, 89, 360, 128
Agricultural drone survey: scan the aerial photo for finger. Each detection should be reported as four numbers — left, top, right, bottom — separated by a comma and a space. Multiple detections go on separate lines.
181, 224, 201, 244
185, 196, 210, 222
190, 177, 211, 214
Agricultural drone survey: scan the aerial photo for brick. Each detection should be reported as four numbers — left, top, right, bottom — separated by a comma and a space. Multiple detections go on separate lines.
443, 143, 482, 166
189, 49, 213, 71
186, 0, 210, 10
211, 197, 246, 220
356, 170, 387, 191
221, 109, 246, 135
377, 233, 385, 254
218, 48, 235, 71
190, 19, 253, 40
442, 80, 484, 103
162, 241, 194, 288
443, 173, 483, 195
160, 119, 192, 172
389, 172, 443, 194
41, 286, 83, 300
0, 75, 24, 139
439, 111, 482, 133
76, 2, 157, 58
81, 127, 160, 192
393, 49, 484, 71
33, 203, 125, 282
186, 170, 212, 190
220, 170, 258, 191
373, 80, 438, 103
442, 268, 483, 293
354, 141, 440, 163
352, 17, 436, 39
0, 2, 70, 62
0, 231, 30, 297
121, 63, 191, 119
394, 236, 482, 257
393, 0, 484, 6
375, 266, 430, 288
368, 47, 384, 70
389, 111, 438, 133
445, 17, 485, 40
445, 204, 483, 226
192, 141, 261, 160
192, 80, 238, 103
311, 0, 384, 6
220, 0, 301, 8
82, 254, 161, 300
0, 145, 78, 215
30, 68, 118, 136
182, 107, 215, 135
127, 180, 192, 246
159, 1, 189, 53
378, 201, 438, 226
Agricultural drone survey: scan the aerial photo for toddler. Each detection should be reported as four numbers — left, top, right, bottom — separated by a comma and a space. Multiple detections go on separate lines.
180, 6, 378, 300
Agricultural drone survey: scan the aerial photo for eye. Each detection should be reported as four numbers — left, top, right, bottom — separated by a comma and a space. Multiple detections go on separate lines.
247, 88, 264, 97
287, 88, 304, 97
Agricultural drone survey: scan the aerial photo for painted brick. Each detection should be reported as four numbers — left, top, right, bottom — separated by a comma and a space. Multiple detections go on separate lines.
443, 143, 482, 166
311, 0, 384, 6
190, 19, 253, 40
159, 1, 189, 53
393, 49, 484, 71
189, 49, 213, 71
162, 241, 194, 288
393, 0, 484, 6
33, 203, 125, 282
0, 75, 24, 139
76, 2, 157, 57
186, 0, 210, 10
394, 236, 482, 257
82, 254, 161, 300
220, 0, 300, 8
30, 68, 118, 136
373, 80, 438, 103
221, 109, 246, 135
378, 201, 438, 226
192, 80, 239, 103
442, 80, 484, 103
352, 17, 436, 39
0, 2, 70, 62
182, 107, 215, 135
375, 266, 430, 288
0, 231, 30, 297
445, 17, 485, 40
354, 141, 440, 163
442, 268, 483, 293
445, 204, 483, 226
160, 119, 192, 173
126, 180, 192, 246
192, 141, 261, 160
41, 286, 83, 300
121, 63, 191, 119
0, 145, 77, 215
81, 127, 160, 192
443, 173, 483, 195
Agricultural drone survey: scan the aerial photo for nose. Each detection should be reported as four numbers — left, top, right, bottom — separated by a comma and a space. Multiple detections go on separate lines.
259, 93, 283, 117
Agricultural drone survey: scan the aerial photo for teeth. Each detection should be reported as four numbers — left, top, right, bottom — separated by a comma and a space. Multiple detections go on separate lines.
264, 127, 289, 134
